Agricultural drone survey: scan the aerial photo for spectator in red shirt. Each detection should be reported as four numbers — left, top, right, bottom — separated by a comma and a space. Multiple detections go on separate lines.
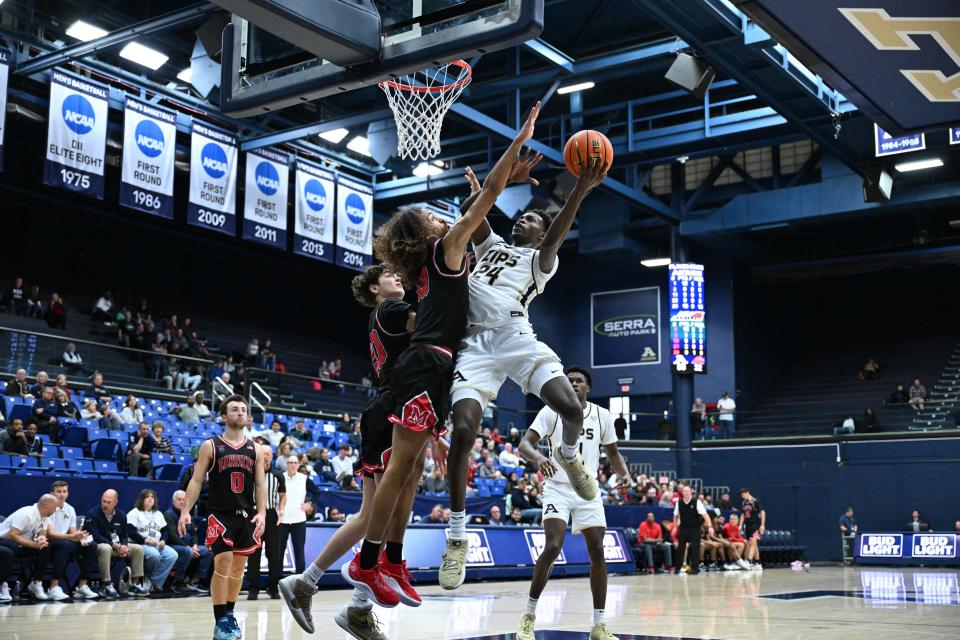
722, 513, 750, 569
638, 512, 673, 573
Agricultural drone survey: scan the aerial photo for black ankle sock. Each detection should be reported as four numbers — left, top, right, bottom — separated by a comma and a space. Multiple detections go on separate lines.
214, 604, 227, 620
385, 541, 403, 565
226, 601, 236, 612
360, 539, 381, 570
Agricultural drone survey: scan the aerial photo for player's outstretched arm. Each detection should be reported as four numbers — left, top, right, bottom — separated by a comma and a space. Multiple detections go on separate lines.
538, 145, 606, 274
603, 442, 632, 489
442, 101, 541, 269
179, 440, 213, 536
518, 428, 556, 478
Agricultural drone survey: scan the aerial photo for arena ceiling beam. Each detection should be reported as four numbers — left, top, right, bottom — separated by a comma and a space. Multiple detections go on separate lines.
14, 3, 216, 77
522, 39, 575, 73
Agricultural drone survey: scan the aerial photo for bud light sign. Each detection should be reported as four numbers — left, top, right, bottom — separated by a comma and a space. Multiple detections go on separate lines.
525, 529, 566, 564
294, 161, 335, 263
602, 532, 627, 562
188, 121, 238, 236
912, 534, 956, 559
243, 147, 289, 249
335, 176, 374, 271
44, 69, 109, 199
120, 97, 177, 219
860, 534, 903, 557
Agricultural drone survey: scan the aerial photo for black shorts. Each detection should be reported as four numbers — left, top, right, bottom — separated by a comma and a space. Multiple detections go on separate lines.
743, 523, 761, 541
205, 510, 262, 557
387, 345, 454, 438
360, 390, 395, 477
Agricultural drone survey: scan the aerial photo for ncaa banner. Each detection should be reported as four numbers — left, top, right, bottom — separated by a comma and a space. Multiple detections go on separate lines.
43, 69, 109, 199
293, 160, 335, 262
188, 121, 238, 236
335, 176, 373, 270
119, 97, 177, 219
0, 50, 9, 171
243, 147, 289, 249
591, 287, 661, 368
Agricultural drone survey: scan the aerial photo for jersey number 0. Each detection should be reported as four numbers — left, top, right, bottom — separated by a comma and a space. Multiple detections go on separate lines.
230, 472, 244, 494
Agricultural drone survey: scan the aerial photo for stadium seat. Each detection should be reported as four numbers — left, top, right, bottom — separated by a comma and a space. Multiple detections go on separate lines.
94, 461, 119, 474
62, 427, 89, 448
44, 458, 73, 474
156, 464, 184, 482
71, 459, 95, 473
91, 439, 122, 461
42, 444, 61, 458
60, 447, 81, 459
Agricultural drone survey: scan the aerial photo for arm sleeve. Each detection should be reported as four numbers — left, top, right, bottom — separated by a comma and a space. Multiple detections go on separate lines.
527, 406, 558, 440
598, 407, 618, 445
376, 299, 413, 335
473, 231, 503, 259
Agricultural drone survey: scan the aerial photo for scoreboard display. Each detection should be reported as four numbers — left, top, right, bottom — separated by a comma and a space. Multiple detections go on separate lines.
669, 263, 706, 374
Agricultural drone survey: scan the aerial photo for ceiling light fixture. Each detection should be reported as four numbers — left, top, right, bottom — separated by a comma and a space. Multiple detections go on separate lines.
641, 258, 672, 267
347, 136, 371, 156
557, 81, 595, 95
119, 42, 169, 70
894, 158, 943, 172
318, 128, 350, 144
65, 20, 108, 42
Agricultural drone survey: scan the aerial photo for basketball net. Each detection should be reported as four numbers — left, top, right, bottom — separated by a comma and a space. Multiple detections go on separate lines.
379, 60, 472, 161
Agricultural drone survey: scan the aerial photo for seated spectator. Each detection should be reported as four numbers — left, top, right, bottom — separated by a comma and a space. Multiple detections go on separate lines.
117, 309, 136, 347
424, 468, 448, 493
84, 372, 112, 403
834, 415, 856, 435
86, 489, 147, 598
22, 422, 43, 457
80, 398, 102, 420
29, 371, 49, 397
126, 421, 155, 477
92, 291, 114, 324
314, 448, 337, 483
658, 489, 676, 509
26, 284, 43, 318
262, 420, 285, 450
46, 292, 67, 329
30, 386, 61, 443
100, 403, 125, 431
245, 338, 260, 366
639, 512, 673, 573
260, 339, 277, 370
127, 489, 178, 593
0, 493, 58, 601
3, 276, 27, 315
511, 477, 542, 523
715, 491, 734, 511
289, 420, 312, 444
6, 368, 34, 399
62, 342, 91, 375
638, 486, 659, 506
423, 504, 445, 524
862, 408, 880, 433
45, 480, 99, 600
169, 393, 203, 424
326, 507, 346, 523
331, 444, 354, 481
318, 360, 330, 380
859, 358, 882, 381
163, 490, 211, 593
175, 364, 203, 391
498, 442, 520, 468
909, 379, 927, 413
152, 422, 175, 455
906, 510, 930, 532
55, 374, 72, 401
488, 505, 505, 526
888, 383, 908, 405
340, 475, 360, 492
275, 442, 295, 471
56, 389, 80, 420
506, 507, 525, 526
722, 514, 748, 568
120, 395, 144, 424
0, 418, 29, 455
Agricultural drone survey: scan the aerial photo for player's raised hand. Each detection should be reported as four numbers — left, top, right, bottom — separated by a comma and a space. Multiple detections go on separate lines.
251, 511, 266, 539
538, 456, 558, 479
573, 142, 607, 194
464, 166, 481, 194
509, 148, 543, 186
515, 101, 541, 144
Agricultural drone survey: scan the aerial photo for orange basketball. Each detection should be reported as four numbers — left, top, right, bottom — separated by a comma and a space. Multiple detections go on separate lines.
563, 130, 614, 176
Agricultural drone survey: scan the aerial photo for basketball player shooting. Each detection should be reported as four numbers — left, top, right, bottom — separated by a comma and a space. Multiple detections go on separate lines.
440, 144, 607, 589
178, 395, 266, 640
517, 366, 630, 640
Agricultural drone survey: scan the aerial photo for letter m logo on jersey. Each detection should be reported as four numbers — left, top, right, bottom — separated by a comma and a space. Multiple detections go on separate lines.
393, 392, 438, 432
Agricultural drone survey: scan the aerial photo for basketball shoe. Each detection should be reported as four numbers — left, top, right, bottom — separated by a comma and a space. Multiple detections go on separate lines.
341, 554, 400, 607
590, 622, 618, 640
438, 537, 469, 590
553, 445, 597, 501
279, 574, 317, 633
379, 553, 421, 606
335, 604, 388, 640
517, 613, 536, 640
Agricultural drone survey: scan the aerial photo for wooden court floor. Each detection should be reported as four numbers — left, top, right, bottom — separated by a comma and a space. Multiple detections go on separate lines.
1, 567, 957, 640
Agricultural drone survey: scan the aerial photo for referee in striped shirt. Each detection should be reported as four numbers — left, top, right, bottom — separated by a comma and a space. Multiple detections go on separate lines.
247, 438, 286, 599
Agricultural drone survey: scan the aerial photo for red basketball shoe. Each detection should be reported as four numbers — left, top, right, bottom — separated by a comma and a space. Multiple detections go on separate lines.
379, 553, 421, 607
341, 554, 400, 608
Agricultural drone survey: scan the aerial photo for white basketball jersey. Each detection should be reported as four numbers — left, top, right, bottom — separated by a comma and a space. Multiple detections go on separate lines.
528, 402, 617, 487
467, 231, 558, 330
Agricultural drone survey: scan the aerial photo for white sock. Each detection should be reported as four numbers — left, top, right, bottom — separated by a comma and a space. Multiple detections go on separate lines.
526, 597, 538, 615
560, 441, 578, 459
593, 609, 604, 625
449, 510, 467, 540
303, 562, 324, 586
350, 588, 371, 609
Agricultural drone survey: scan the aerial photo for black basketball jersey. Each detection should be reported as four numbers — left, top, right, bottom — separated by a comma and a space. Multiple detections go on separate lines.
410, 238, 469, 349
368, 297, 412, 388
208, 435, 257, 513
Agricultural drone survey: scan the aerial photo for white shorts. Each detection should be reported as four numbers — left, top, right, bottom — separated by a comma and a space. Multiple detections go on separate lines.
451, 324, 564, 409
540, 481, 606, 534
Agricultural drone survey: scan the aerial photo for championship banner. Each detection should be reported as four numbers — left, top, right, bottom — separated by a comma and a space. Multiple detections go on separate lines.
591, 287, 661, 368
43, 69, 109, 199
293, 160, 335, 262
188, 121, 238, 236
0, 50, 9, 172
119, 97, 177, 219
335, 176, 374, 270
242, 147, 289, 249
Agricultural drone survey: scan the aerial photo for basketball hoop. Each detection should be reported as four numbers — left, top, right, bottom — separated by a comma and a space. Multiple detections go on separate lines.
379, 59, 472, 161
